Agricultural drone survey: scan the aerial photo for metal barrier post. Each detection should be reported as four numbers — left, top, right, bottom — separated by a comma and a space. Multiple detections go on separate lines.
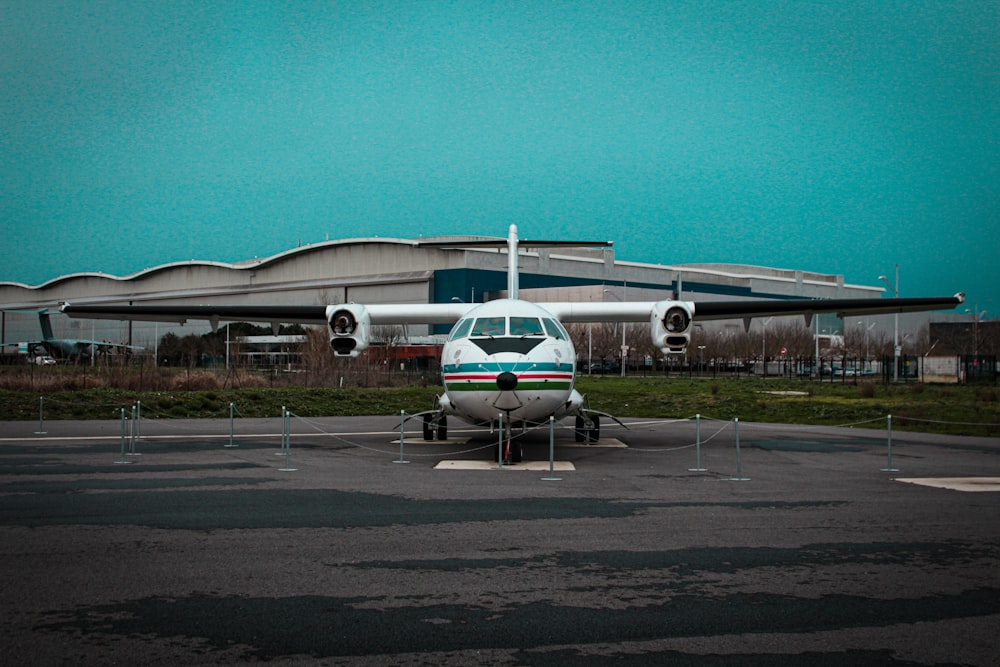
225, 402, 238, 447
394, 410, 410, 464
115, 408, 133, 465
542, 416, 561, 481
497, 413, 504, 470
279, 407, 297, 471
35, 396, 46, 435
127, 404, 141, 457
135, 400, 142, 439
730, 417, 749, 481
689, 413, 707, 472
881, 414, 899, 472
276, 406, 287, 456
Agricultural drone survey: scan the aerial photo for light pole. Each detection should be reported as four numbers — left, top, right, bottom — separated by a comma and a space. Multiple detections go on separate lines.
879, 265, 900, 382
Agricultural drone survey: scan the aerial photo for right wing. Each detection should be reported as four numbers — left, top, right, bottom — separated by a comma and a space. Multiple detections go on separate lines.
59, 303, 476, 328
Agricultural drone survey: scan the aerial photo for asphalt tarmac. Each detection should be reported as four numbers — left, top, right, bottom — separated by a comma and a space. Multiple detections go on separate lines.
1, 414, 998, 666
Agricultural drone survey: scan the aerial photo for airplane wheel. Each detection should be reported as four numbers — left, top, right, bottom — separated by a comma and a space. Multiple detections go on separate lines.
496, 439, 522, 463
574, 416, 585, 442
436, 415, 448, 440
587, 415, 601, 443
422, 414, 434, 441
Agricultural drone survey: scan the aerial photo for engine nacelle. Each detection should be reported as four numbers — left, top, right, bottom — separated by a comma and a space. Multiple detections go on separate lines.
650, 301, 693, 354
326, 304, 371, 358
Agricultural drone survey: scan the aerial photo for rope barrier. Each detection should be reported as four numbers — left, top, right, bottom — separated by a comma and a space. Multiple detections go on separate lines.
892, 415, 1000, 427
22, 388, 997, 476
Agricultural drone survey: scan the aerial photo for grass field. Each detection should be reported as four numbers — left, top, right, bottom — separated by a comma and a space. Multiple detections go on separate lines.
2, 371, 998, 437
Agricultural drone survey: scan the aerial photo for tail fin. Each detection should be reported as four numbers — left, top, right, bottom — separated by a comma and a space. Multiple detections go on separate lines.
415, 227, 612, 301
507, 224, 519, 300
38, 310, 54, 341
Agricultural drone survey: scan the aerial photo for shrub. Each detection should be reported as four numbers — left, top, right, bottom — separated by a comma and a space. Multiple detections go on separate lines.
171, 372, 222, 391
976, 388, 997, 403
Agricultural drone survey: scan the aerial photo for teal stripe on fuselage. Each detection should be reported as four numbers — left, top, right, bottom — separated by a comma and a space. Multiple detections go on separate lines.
445, 381, 573, 392
441, 362, 571, 373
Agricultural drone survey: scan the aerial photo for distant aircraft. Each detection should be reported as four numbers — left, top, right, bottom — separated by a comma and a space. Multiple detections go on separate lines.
62, 225, 964, 461
2, 309, 142, 362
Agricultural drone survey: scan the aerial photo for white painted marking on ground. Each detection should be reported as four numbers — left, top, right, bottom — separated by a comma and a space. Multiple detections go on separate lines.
895, 478, 1000, 492
434, 460, 576, 471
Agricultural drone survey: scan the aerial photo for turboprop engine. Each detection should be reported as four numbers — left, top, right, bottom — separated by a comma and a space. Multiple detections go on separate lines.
650, 301, 693, 354
326, 304, 371, 358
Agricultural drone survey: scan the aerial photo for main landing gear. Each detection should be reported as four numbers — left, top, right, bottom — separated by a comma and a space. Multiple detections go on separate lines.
574, 414, 600, 443
422, 413, 447, 441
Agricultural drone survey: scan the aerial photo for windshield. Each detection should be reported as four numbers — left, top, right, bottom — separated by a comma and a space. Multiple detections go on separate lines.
449, 318, 474, 341
471, 317, 506, 337
509, 317, 544, 336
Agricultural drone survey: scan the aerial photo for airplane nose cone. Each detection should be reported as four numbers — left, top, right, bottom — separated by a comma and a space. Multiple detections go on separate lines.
496, 372, 518, 391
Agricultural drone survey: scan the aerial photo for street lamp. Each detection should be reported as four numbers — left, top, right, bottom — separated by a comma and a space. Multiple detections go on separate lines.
879, 265, 900, 382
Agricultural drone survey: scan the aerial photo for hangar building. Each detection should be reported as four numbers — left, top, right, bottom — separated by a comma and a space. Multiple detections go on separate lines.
0, 233, 896, 349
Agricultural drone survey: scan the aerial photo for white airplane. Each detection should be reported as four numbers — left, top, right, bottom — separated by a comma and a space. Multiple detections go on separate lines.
61, 225, 963, 461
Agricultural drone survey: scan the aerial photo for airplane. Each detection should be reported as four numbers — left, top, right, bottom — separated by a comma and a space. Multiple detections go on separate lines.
61, 225, 964, 461
1, 309, 143, 363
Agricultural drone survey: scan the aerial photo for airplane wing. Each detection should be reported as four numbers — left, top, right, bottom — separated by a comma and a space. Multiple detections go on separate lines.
543, 294, 965, 324
59, 303, 476, 327
62, 294, 963, 328
62, 294, 962, 359
1, 341, 40, 350
690, 295, 967, 321
73, 339, 146, 352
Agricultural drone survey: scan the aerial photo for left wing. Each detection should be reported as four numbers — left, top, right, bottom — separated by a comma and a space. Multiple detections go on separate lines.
544, 293, 966, 325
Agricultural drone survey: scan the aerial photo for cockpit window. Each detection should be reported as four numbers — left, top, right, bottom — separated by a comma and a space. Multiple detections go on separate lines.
509, 317, 544, 336
471, 316, 506, 337
542, 318, 567, 340
449, 318, 474, 341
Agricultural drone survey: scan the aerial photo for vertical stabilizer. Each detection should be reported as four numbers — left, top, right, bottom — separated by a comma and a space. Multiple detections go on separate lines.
37, 310, 54, 341
507, 224, 519, 300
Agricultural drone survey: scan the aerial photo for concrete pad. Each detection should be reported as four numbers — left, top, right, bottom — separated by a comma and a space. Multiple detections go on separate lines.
895, 477, 1000, 492
396, 438, 626, 448
434, 460, 576, 471
560, 438, 627, 448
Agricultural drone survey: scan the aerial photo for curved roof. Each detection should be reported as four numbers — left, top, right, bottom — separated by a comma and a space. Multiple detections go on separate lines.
0, 236, 422, 291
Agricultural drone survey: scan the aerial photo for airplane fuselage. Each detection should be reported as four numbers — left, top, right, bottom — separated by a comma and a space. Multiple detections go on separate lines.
437, 299, 582, 425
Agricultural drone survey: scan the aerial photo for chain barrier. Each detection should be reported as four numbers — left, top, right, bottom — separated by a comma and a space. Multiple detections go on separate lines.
23, 391, 999, 478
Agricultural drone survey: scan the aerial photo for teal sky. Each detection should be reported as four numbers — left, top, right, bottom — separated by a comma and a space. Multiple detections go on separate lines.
3, 1, 997, 314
